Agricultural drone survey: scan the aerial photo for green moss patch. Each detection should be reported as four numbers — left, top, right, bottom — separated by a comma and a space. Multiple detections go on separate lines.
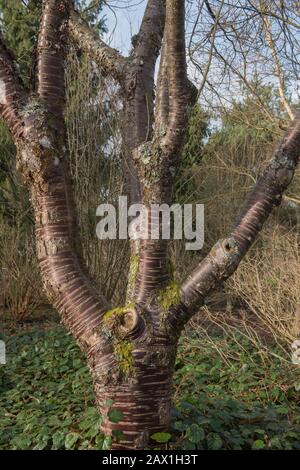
158, 282, 181, 312
114, 341, 134, 376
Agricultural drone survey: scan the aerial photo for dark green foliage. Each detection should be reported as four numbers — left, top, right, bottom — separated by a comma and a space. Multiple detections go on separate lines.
0, 0, 41, 83
172, 332, 300, 450
1, 325, 300, 450
0, 326, 123, 450
0, 1, 106, 85
175, 105, 209, 203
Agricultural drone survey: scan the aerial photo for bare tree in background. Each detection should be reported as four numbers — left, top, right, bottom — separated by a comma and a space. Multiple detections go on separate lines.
1, 0, 300, 450
188, 0, 300, 126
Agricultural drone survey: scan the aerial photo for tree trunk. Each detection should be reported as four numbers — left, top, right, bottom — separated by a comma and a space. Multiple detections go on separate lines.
87, 308, 177, 449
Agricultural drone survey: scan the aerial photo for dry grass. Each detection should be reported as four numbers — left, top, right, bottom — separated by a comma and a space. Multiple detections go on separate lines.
0, 222, 44, 320
229, 228, 300, 344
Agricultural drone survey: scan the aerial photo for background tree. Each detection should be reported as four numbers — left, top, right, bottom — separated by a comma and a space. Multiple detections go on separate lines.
188, 0, 299, 126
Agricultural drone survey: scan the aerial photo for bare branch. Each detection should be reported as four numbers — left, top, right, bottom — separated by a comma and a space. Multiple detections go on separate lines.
260, 4, 295, 120
69, 8, 127, 83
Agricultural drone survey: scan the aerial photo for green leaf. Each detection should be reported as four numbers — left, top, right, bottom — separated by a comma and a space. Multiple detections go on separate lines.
150, 432, 172, 443
95, 434, 105, 448
108, 408, 124, 424
252, 440, 265, 450
11, 435, 31, 450
275, 406, 289, 415
173, 421, 186, 432
78, 440, 91, 450
186, 424, 205, 443
112, 429, 124, 442
102, 436, 112, 450
33, 434, 49, 450
52, 431, 65, 450
65, 432, 80, 450
207, 433, 223, 450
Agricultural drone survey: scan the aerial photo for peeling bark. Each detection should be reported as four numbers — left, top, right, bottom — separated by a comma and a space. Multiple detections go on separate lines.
90, 308, 176, 449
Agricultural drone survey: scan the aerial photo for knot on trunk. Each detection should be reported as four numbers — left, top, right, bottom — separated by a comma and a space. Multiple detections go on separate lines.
102, 305, 142, 340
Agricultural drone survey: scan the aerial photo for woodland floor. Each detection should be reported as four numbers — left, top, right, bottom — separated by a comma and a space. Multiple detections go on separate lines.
1, 312, 300, 450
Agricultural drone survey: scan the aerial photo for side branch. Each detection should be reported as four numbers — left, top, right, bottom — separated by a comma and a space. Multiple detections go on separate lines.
124, 0, 166, 150
0, 36, 27, 138
69, 9, 127, 82
165, 0, 187, 122
12, 1, 111, 353
168, 116, 300, 330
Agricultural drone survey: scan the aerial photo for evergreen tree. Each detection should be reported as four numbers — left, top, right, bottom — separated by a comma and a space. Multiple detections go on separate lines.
175, 104, 209, 203
0, 1, 106, 82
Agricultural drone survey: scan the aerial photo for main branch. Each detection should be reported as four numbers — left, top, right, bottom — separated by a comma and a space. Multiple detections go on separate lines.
132, 0, 196, 305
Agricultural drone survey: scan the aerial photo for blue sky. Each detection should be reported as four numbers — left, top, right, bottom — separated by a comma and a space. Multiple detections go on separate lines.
102, 1, 147, 54
99, 2, 300, 109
